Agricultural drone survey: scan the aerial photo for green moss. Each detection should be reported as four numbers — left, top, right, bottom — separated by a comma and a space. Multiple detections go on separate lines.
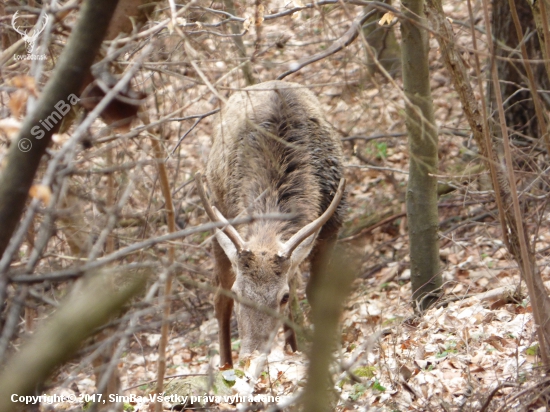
354, 366, 376, 378
526, 343, 539, 356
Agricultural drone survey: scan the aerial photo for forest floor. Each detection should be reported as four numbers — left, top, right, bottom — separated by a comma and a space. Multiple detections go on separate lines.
2, 0, 548, 411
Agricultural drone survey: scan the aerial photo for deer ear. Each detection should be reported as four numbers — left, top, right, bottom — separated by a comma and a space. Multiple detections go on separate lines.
288, 229, 319, 266
215, 229, 239, 264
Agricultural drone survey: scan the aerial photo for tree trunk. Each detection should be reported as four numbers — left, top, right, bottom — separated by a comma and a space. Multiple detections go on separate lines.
426, 0, 550, 366
302, 246, 356, 412
362, 0, 401, 77
400, 0, 441, 311
223, 0, 256, 85
527, 0, 550, 85
490, 0, 548, 142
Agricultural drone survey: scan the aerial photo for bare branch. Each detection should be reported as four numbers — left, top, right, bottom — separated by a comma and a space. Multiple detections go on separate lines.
11, 215, 295, 284
277, 10, 377, 80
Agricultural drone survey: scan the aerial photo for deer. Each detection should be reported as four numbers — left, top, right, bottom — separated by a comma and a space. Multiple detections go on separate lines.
196, 80, 346, 368
11, 11, 49, 54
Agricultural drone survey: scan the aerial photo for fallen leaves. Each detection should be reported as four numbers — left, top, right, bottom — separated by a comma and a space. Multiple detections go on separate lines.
0, 118, 22, 140
29, 184, 52, 205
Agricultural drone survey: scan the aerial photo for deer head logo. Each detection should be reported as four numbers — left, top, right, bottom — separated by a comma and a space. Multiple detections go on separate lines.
11, 11, 49, 54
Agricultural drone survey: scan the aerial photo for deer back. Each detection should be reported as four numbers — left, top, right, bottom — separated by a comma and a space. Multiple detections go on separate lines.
207, 80, 345, 241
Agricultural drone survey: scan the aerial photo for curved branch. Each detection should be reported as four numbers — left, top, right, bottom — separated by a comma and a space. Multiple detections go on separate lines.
277, 10, 377, 80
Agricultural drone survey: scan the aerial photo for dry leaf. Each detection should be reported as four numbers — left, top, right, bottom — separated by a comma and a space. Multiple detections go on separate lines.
399, 364, 413, 380
401, 339, 415, 350
379, 12, 396, 26
8, 89, 29, 118
182, 348, 194, 362
10, 75, 38, 96
52, 133, 70, 144
0, 118, 22, 139
243, 16, 254, 32
29, 185, 52, 206
256, 4, 265, 26
291, 0, 304, 20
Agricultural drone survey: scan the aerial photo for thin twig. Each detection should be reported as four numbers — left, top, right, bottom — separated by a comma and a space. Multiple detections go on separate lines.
10, 214, 297, 284
277, 10, 377, 80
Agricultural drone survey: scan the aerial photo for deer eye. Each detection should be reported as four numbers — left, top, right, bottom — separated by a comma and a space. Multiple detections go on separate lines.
280, 293, 290, 305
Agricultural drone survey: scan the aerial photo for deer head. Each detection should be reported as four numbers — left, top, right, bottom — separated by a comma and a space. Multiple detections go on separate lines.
12, 11, 49, 54
196, 173, 345, 355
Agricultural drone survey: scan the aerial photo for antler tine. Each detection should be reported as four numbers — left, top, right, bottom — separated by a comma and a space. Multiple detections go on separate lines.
35, 13, 49, 33
195, 172, 218, 222
11, 11, 26, 36
280, 178, 346, 258
195, 172, 246, 252
211, 206, 247, 252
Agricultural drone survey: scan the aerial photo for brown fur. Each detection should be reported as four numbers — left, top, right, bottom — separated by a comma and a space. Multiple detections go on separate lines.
205, 81, 345, 367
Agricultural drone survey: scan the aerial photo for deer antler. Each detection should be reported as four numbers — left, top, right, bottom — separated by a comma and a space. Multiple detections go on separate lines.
11, 11, 27, 36
279, 178, 346, 258
195, 172, 246, 253
33, 13, 49, 37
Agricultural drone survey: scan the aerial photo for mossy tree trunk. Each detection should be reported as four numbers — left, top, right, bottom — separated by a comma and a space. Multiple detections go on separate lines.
400, 0, 441, 311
